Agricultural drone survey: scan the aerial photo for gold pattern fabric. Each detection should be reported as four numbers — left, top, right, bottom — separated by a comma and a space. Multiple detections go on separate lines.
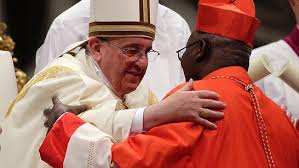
5, 66, 73, 118
148, 89, 158, 105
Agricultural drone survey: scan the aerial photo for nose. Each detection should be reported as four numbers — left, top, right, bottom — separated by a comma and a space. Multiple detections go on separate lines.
134, 54, 148, 70
128, 51, 148, 62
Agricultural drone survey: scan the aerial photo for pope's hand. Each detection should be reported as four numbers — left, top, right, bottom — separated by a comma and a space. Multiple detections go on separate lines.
43, 96, 90, 133
143, 79, 225, 131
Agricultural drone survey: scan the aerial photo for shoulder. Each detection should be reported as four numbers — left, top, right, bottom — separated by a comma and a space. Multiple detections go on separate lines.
40, 54, 80, 73
5, 65, 85, 118
33, 52, 97, 90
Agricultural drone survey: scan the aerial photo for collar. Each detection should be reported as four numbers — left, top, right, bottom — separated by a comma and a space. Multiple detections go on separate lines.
87, 51, 121, 98
284, 25, 299, 56
203, 66, 252, 84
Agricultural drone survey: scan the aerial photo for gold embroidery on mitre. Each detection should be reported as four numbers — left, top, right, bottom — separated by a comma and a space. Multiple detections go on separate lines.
143, 0, 150, 22
5, 66, 73, 118
89, 24, 155, 35
139, 0, 150, 22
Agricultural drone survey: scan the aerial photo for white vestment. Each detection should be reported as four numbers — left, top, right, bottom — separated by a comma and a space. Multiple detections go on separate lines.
251, 40, 299, 119
35, 0, 191, 99
0, 49, 157, 168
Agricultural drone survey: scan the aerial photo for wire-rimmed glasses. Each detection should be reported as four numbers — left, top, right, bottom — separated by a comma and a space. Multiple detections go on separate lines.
176, 39, 202, 61
100, 37, 160, 62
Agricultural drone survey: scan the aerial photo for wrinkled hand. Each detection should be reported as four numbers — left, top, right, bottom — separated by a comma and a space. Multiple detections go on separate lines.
144, 79, 226, 130
43, 96, 89, 132
165, 79, 225, 129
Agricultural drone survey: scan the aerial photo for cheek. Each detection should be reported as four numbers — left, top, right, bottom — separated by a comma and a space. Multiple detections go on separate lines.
181, 58, 191, 71
138, 59, 148, 72
181, 59, 195, 79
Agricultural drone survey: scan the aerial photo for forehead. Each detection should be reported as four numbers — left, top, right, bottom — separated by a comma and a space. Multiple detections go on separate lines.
109, 37, 153, 48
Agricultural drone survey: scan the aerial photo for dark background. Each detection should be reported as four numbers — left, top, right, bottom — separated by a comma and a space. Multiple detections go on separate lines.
0, 0, 295, 76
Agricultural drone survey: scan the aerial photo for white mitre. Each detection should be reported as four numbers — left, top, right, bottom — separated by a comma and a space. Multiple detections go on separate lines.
62, 0, 159, 53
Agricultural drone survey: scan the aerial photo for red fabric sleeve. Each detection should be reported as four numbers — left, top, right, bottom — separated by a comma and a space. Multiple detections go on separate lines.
39, 113, 85, 168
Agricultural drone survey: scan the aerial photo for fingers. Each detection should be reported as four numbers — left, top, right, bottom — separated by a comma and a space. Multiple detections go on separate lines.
193, 117, 217, 130
190, 108, 224, 130
180, 79, 193, 91
44, 121, 49, 128
281, 105, 295, 124
291, 119, 295, 125
70, 105, 90, 115
286, 111, 292, 118
287, 112, 294, 123
200, 99, 226, 109
52, 96, 62, 105
43, 108, 52, 128
199, 108, 224, 119
196, 90, 220, 100
280, 105, 287, 112
43, 109, 51, 117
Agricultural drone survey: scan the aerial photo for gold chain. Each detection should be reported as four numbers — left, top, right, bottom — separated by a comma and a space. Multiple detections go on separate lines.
211, 76, 275, 168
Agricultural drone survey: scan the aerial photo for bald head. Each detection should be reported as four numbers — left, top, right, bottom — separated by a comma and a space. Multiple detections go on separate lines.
181, 31, 252, 80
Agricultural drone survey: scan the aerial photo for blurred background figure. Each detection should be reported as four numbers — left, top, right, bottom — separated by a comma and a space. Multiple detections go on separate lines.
251, 0, 299, 119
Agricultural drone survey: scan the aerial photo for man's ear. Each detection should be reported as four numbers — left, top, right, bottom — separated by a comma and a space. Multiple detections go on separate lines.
195, 39, 207, 63
87, 37, 103, 62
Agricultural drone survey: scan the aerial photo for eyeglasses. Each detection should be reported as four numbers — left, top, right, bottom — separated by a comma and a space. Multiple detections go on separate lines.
99, 38, 160, 62
176, 39, 202, 61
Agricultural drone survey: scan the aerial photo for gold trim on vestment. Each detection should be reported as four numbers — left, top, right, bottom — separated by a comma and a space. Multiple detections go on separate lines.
5, 66, 73, 118
89, 24, 155, 35
148, 89, 158, 105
